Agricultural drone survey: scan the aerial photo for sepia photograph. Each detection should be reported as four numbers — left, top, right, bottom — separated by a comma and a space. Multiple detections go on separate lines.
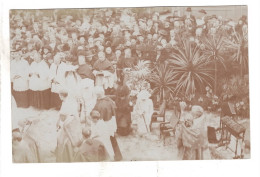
9, 6, 250, 163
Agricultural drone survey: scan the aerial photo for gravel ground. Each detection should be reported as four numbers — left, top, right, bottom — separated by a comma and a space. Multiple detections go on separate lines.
12, 108, 250, 162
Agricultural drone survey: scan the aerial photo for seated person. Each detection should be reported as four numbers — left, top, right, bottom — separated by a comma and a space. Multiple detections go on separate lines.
93, 51, 115, 89
76, 50, 95, 80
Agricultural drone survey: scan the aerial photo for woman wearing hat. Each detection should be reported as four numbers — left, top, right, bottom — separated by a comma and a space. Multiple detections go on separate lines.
133, 90, 154, 136
180, 105, 211, 160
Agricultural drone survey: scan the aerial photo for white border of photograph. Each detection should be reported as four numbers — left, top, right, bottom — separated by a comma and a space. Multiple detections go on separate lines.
1, 0, 260, 177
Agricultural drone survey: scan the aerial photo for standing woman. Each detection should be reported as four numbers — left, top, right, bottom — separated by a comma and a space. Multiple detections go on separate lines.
133, 90, 154, 137
28, 51, 51, 110
11, 50, 30, 108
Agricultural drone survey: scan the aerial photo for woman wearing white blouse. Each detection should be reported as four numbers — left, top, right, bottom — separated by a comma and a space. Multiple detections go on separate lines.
28, 51, 51, 109
11, 50, 30, 108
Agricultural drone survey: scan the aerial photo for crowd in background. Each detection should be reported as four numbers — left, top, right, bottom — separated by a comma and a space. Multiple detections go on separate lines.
10, 7, 248, 162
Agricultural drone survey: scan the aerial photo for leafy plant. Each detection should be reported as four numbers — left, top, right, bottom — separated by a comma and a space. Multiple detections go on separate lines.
201, 32, 227, 94
131, 60, 152, 79
168, 39, 214, 97
148, 63, 176, 104
225, 32, 248, 77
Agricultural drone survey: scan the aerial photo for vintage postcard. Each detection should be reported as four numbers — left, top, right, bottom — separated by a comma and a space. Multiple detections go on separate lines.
10, 6, 250, 163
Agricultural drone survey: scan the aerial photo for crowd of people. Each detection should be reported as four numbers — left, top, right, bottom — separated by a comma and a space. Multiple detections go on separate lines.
10, 7, 247, 162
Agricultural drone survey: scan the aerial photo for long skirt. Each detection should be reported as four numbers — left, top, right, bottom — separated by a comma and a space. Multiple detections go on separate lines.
50, 92, 62, 110
12, 90, 29, 108
116, 112, 132, 136
29, 89, 51, 110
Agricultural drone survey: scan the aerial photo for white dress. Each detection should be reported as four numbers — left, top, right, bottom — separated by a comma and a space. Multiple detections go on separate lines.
133, 98, 154, 134
29, 60, 50, 91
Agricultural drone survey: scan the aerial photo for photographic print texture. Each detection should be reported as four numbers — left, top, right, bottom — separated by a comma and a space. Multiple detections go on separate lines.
10, 6, 249, 162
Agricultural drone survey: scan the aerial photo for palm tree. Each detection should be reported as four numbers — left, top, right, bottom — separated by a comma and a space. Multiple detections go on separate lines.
201, 32, 227, 94
225, 32, 248, 77
168, 39, 214, 96
148, 63, 176, 104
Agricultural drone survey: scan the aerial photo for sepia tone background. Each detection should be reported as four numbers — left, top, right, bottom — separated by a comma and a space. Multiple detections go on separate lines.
1, 0, 260, 177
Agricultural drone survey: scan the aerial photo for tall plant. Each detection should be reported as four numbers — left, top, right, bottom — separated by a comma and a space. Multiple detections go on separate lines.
201, 32, 227, 94
168, 39, 214, 96
225, 32, 248, 77
148, 63, 176, 104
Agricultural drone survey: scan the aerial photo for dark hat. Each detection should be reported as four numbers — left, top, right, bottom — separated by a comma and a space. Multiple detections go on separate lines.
62, 43, 70, 52
77, 35, 86, 40
159, 29, 168, 36
199, 9, 207, 14
186, 7, 192, 12
210, 14, 217, 19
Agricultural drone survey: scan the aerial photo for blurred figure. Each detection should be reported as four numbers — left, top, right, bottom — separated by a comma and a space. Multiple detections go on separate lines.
133, 90, 154, 136
73, 127, 110, 162
11, 50, 30, 108
115, 83, 133, 136
180, 105, 211, 160
89, 110, 115, 160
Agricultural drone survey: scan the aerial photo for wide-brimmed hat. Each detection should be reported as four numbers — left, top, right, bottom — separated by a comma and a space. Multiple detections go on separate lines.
186, 7, 192, 12
137, 90, 151, 100
199, 9, 207, 14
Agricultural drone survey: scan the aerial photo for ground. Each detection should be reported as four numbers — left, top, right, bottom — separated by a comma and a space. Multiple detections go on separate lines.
13, 107, 250, 162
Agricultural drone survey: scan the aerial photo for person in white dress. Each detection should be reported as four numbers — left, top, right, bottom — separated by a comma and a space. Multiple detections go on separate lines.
11, 50, 30, 108
28, 51, 51, 109
133, 90, 154, 136
79, 78, 96, 125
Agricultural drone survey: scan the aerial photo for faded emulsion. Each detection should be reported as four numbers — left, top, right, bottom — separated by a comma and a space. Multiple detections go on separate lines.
10, 6, 250, 162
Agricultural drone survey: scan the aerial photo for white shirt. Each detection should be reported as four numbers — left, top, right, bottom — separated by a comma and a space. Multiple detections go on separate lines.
29, 60, 51, 91
11, 59, 29, 91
